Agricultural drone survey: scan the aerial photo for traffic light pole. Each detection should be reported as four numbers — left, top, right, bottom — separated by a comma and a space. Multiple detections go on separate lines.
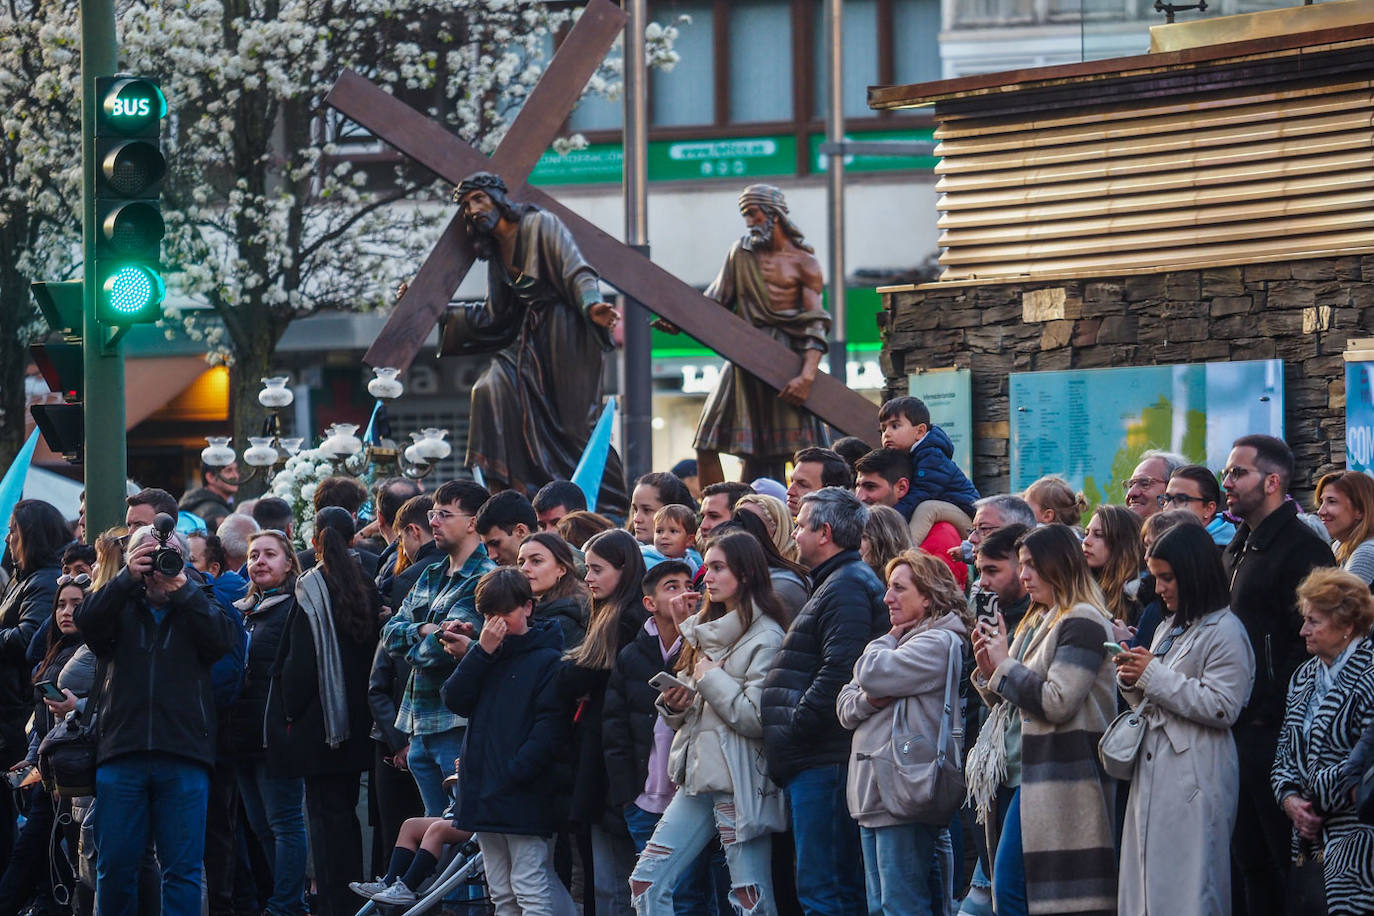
81, 0, 127, 533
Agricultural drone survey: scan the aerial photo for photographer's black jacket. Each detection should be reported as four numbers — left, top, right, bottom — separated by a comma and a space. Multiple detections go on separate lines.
76, 568, 239, 769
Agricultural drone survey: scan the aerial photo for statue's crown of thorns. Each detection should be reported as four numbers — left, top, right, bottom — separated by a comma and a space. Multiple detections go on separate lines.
451, 172, 508, 202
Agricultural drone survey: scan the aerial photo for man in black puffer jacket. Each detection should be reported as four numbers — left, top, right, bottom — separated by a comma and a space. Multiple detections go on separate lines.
762, 486, 886, 916
75, 523, 238, 916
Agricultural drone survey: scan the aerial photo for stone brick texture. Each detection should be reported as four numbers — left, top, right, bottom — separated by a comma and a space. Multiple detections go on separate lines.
878, 255, 1374, 505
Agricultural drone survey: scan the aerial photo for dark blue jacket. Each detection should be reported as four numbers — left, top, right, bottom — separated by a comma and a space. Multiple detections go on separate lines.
441, 617, 567, 836
761, 550, 888, 786
893, 425, 980, 522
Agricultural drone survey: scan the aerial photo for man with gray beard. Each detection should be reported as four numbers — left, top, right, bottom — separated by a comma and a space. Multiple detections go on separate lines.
407, 171, 628, 514
681, 184, 830, 485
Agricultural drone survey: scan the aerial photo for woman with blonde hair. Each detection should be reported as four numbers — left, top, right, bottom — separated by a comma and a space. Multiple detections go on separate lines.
735, 493, 796, 560
91, 526, 130, 591
1314, 470, 1374, 585
1273, 567, 1374, 914
970, 524, 1117, 915
1024, 476, 1089, 529
838, 550, 969, 914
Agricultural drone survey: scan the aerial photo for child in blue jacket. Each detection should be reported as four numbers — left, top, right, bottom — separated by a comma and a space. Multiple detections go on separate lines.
878, 395, 981, 543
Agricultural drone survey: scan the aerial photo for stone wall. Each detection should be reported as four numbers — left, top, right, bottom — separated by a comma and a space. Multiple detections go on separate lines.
878, 254, 1374, 502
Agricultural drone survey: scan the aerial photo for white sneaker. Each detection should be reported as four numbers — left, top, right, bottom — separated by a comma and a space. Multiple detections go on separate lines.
371, 881, 419, 906
349, 878, 394, 899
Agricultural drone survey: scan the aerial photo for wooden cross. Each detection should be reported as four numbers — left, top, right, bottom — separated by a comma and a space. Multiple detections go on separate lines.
324, 0, 878, 440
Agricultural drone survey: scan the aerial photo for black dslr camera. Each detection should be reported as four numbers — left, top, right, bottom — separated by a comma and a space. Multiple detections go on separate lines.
150, 513, 184, 577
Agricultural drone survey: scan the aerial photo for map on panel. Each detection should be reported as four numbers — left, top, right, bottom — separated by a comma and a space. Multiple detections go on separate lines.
1010, 360, 1285, 509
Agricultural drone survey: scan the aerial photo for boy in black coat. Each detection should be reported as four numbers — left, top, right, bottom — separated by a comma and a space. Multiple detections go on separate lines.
441, 568, 572, 914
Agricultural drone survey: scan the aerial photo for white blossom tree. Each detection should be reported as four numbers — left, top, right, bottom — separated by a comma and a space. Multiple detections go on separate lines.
0, 1, 84, 467
0, 0, 682, 470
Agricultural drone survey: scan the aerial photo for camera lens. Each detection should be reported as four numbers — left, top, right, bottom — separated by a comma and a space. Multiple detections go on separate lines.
153, 547, 183, 577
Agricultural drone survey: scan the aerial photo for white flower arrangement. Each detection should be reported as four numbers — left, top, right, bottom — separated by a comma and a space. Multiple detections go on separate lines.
266, 446, 339, 548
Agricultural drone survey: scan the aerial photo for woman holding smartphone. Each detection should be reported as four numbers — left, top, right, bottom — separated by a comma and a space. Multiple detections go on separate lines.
629, 531, 787, 915
0, 571, 90, 911
970, 524, 1117, 916
1113, 524, 1254, 915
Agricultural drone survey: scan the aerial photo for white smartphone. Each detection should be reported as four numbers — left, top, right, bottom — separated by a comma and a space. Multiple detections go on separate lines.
648, 671, 696, 694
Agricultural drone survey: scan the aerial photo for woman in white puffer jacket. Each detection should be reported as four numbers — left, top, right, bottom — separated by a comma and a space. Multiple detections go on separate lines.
628, 531, 789, 916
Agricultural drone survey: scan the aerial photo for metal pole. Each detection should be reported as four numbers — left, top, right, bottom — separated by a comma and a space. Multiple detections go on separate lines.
621, 0, 653, 482
81, 0, 127, 533
825, 0, 847, 382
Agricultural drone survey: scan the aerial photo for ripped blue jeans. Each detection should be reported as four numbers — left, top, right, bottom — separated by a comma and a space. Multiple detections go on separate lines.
628, 790, 774, 916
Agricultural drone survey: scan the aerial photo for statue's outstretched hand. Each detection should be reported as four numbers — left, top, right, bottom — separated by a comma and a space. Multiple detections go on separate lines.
588, 302, 620, 330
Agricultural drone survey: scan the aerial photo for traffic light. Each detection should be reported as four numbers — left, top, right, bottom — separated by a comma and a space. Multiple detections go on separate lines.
30, 281, 86, 461
94, 75, 167, 326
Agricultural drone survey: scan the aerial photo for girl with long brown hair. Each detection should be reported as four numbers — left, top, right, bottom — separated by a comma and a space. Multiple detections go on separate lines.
1081, 504, 1145, 628
1314, 470, 1374, 585
630, 532, 787, 914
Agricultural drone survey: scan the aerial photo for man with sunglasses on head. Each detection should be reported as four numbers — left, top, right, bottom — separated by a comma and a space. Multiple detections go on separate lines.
1220, 434, 1335, 916
379, 480, 496, 815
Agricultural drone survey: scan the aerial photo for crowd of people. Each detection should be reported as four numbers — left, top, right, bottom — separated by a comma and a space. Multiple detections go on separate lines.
3, 395, 1374, 916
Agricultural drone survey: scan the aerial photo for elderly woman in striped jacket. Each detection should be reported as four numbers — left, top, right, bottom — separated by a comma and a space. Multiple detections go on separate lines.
970, 524, 1118, 916
1272, 567, 1374, 916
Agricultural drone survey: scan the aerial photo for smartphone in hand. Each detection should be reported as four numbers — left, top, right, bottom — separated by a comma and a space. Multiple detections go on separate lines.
648, 671, 696, 695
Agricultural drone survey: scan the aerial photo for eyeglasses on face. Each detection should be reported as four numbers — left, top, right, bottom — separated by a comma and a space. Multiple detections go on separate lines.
427, 509, 470, 523
1220, 466, 1258, 481
1122, 476, 1166, 492
1157, 493, 1207, 508
57, 573, 91, 588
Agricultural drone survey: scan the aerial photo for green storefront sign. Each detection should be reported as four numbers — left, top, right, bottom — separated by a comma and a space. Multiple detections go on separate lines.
529, 129, 933, 186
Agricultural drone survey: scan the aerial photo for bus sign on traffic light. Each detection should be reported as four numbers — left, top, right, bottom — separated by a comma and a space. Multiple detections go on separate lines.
94, 75, 167, 326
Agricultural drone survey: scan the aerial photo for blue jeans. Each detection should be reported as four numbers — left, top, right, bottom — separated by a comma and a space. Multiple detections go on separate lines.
629, 790, 775, 915
91, 753, 210, 916
237, 760, 308, 915
408, 727, 465, 816
859, 822, 942, 916
625, 802, 729, 916
787, 764, 865, 915
991, 789, 1027, 916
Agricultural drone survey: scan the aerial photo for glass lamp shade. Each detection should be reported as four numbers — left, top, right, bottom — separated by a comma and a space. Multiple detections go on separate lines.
323, 423, 363, 457
243, 437, 279, 468
258, 377, 294, 409
367, 367, 404, 400
404, 444, 426, 465
413, 428, 452, 462
278, 437, 304, 456
200, 437, 235, 467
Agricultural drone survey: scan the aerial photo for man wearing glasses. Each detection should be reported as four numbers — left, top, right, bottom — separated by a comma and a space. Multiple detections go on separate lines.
1219, 434, 1335, 916
380, 479, 496, 814
1160, 464, 1237, 545
1122, 449, 1187, 520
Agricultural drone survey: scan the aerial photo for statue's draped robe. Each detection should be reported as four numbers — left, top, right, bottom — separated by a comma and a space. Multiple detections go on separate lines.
692, 239, 831, 460
443, 208, 628, 514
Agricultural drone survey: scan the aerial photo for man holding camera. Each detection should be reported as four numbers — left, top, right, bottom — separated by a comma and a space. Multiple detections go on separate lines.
75, 517, 239, 916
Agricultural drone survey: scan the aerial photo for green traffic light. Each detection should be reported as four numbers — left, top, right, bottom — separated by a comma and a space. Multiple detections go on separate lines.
99, 264, 165, 325
101, 78, 168, 135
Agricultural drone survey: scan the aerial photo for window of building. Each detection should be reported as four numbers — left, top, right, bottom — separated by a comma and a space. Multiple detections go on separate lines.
728, 1, 794, 123
650, 1, 715, 126
812, 0, 880, 119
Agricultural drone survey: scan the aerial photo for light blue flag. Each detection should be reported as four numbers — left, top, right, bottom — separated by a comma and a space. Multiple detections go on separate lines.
0, 429, 40, 548
572, 397, 617, 512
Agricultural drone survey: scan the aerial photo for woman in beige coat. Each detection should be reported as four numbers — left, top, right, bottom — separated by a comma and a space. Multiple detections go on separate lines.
837, 550, 969, 916
1113, 524, 1255, 916
629, 532, 788, 915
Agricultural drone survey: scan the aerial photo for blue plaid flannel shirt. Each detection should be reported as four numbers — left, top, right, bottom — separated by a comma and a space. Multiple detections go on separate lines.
381, 544, 497, 736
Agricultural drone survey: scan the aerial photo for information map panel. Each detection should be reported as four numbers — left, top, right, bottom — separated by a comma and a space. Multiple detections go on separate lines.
1009, 360, 1284, 509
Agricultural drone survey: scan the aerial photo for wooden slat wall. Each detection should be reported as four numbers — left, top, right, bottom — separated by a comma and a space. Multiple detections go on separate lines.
931, 78, 1374, 281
